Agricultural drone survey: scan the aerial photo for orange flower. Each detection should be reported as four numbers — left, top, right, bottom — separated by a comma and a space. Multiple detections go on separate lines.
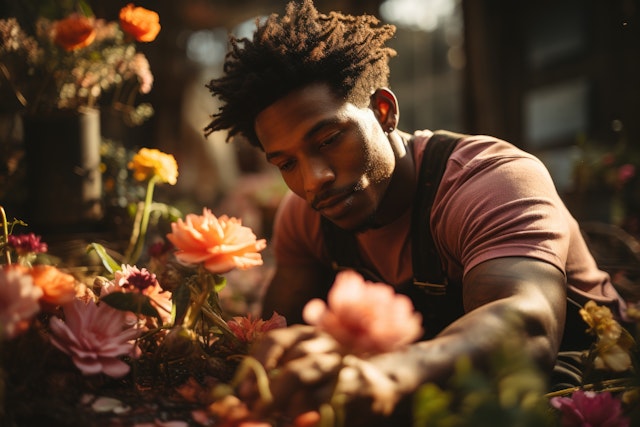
303, 270, 423, 356
128, 148, 178, 184
119, 3, 161, 42
28, 265, 78, 307
53, 14, 96, 51
166, 208, 267, 274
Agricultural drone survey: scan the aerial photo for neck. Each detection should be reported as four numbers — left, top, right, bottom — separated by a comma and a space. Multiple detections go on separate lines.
371, 130, 416, 227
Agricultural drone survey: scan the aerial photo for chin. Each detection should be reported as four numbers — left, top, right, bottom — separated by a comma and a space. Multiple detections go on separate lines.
328, 210, 378, 233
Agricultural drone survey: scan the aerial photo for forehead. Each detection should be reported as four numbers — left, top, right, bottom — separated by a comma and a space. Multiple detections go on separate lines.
255, 83, 349, 145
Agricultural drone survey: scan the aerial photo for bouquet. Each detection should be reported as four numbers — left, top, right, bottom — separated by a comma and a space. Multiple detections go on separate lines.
0, 1, 159, 125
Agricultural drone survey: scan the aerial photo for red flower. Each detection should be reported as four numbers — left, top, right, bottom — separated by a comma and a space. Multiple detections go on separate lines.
53, 13, 96, 51
303, 270, 423, 356
227, 312, 287, 343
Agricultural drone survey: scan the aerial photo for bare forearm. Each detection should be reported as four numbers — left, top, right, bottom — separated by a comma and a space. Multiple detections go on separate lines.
377, 298, 560, 393
374, 258, 567, 393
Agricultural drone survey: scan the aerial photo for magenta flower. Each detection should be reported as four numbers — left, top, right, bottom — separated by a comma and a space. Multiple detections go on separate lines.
7, 233, 48, 255
0, 266, 43, 339
302, 270, 423, 356
618, 164, 636, 185
227, 312, 287, 343
550, 390, 630, 427
49, 297, 143, 377
114, 264, 158, 292
107, 264, 173, 325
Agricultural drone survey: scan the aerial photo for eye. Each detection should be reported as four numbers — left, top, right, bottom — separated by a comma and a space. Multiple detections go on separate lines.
318, 130, 342, 149
277, 158, 296, 172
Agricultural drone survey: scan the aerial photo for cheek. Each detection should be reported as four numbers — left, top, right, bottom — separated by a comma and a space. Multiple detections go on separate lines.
281, 172, 306, 198
364, 142, 395, 183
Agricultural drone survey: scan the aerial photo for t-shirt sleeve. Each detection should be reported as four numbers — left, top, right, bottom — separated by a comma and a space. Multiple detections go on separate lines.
272, 191, 328, 267
433, 139, 571, 279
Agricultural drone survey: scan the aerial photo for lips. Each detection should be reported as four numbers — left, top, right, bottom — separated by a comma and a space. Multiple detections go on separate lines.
313, 189, 354, 215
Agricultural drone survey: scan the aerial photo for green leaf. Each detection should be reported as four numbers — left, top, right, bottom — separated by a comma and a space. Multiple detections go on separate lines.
87, 243, 121, 274
101, 292, 161, 321
77, 0, 94, 17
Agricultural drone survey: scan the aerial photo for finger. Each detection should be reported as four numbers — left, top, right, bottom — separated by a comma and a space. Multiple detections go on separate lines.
250, 324, 318, 370
256, 353, 343, 417
280, 333, 342, 364
336, 355, 399, 416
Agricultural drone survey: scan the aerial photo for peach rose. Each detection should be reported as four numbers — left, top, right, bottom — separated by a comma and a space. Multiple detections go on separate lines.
128, 147, 178, 185
28, 265, 77, 307
119, 3, 161, 42
166, 208, 267, 274
303, 270, 423, 356
53, 14, 96, 51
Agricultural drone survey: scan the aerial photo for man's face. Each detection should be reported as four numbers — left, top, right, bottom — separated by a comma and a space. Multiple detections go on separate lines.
255, 83, 396, 231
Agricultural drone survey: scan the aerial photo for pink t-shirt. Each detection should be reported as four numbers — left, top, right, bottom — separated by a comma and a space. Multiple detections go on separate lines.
272, 130, 622, 307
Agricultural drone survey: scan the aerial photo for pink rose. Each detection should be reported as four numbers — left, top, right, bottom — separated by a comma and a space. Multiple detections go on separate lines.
166, 208, 266, 274
303, 270, 423, 356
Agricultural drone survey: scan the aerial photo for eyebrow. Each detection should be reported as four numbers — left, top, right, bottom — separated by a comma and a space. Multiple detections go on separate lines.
265, 117, 342, 162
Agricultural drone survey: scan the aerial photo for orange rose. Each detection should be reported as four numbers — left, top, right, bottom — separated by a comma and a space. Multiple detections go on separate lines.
53, 14, 96, 51
119, 4, 161, 42
166, 208, 267, 274
29, 265, 78, 307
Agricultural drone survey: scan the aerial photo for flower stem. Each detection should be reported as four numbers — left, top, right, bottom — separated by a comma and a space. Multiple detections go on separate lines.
126, 175, 158, 265
0, 205, 10, 265
231, 356, 274, 406
544, 377, 635, 398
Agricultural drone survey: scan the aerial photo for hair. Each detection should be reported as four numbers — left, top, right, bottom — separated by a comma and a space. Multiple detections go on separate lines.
204, 0, 397, 148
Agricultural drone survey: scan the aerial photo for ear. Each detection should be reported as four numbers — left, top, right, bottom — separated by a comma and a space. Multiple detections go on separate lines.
370, 88, 399, 132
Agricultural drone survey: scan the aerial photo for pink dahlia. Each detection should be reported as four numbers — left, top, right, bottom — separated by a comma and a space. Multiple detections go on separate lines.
0, 266, 43, 339
303, 270, 423, 356
49, 298, 143, 377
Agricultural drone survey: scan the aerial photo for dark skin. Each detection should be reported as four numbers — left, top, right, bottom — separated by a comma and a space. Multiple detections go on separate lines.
244, 82, 567, 422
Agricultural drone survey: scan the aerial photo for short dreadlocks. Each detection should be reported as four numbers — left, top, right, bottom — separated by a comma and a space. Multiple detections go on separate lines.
205, 0, 397, 148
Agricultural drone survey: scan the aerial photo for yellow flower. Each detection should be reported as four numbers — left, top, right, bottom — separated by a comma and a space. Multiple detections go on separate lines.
579, 300, 621, 342
128, 148, 178, 185
580, 300, 635, 372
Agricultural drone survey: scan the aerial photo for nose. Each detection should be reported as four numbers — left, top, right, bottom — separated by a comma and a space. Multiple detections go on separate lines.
302, 156, 335, 197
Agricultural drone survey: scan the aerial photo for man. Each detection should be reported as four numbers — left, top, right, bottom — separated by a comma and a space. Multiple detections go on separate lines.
205, 0, 626, 424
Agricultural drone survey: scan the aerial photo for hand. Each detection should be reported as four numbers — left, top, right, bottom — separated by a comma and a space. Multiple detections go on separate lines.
238, 324, 343, 418
238, 324, 409, 425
